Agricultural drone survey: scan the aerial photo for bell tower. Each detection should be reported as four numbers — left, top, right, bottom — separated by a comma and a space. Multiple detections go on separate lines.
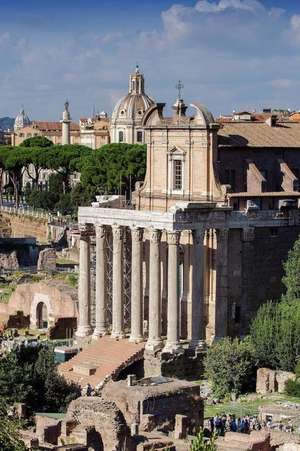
129, 65, 145, 95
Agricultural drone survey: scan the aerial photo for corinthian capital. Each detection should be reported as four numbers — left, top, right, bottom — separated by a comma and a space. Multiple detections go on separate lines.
112, 225, 124, 241
95, 224, 106, 239
131, 227, 144, 242
149, 228, 162, 243
167, 231, 180, 245
192, 228, 205, 245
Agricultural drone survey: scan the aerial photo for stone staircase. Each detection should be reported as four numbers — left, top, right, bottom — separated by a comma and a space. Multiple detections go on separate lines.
58, 336, 145, 388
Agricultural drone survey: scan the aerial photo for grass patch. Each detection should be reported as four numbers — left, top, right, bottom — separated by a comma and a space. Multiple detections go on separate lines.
204, 393, 300, 418
0, 286, 15, 303
56, 258, 77, 265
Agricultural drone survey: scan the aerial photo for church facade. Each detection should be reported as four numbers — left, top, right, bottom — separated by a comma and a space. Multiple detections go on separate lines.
75, 90, 300, 351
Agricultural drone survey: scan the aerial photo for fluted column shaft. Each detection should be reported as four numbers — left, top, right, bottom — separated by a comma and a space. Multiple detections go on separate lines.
93, 225, 107, 338
190, 229, 205, 348
164, 232, 181, 353
145, 229, 162, 351
76, 232, 92, 338
112, 225, 125, 338
129, 228, 144, 342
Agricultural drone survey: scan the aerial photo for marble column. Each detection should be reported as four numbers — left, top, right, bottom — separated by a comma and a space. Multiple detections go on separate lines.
93, 225, 108, 338
215, 228, 229, 339
145, 229, 163, 351
129, 227, 144, 343
190, 228, 205, 349
163, 231, 182, 353
112, 225, 125, 338
76, 232, 92, 338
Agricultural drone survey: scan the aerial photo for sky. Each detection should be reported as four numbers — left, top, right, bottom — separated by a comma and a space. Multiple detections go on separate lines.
1, 0, 300, 120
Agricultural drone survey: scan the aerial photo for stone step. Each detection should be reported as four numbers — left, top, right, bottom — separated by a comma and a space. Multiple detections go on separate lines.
58, 335, 145, 388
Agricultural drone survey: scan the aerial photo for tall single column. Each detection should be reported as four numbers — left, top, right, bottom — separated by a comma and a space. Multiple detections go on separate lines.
112, 225, 125, 338
60, 101, 71, 145
163, 231, 182, 353
93, 225, 108, 338
215, 228, 229, 339
129, 228, 144, 343
76, 232, 92, 338
190, 228, 205, 349
145, 229, 163, 351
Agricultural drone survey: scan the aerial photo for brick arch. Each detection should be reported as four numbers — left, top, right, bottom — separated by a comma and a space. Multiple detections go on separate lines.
30, 293, 54, 329
65, 397, 130, 451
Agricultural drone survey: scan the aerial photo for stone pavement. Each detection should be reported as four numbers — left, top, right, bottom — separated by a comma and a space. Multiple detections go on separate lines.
58, 335, 145, 388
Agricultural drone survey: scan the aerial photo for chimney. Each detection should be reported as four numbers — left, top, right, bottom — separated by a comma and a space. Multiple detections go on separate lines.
265, 114, 277, 127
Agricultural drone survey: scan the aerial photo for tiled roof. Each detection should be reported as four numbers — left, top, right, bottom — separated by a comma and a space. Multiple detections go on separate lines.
32, 121, 80, 131
218, 122, 300, 148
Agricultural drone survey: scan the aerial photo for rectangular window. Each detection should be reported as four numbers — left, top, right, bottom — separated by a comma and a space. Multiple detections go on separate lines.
137, 131, 143, 142
173, 160, 182, 191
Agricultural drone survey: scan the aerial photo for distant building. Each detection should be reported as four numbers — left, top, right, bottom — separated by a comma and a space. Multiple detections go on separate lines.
12, 118, 80, 146
79, 112, 110, 149
110, 65, 155, 144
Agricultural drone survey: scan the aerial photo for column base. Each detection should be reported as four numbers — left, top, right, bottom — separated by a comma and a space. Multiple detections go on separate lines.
189, 339, 206, 351
145, 339, 163, 352
111, 331, 126, 339
92, 328, 108, 339
162, 342, 184, 354
75, 326, 92, 338
129, 335, 144, 344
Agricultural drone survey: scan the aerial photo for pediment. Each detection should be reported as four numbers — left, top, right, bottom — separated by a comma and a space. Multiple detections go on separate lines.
167, 145, 186, 155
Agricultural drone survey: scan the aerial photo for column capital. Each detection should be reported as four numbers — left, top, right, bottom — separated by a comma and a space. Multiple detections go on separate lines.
112, 224, 124, 241
149, 228, 162, 243
192, 228, 205, 245
131, 227, 144, 242
95, 224, 106, 239
78, 226, 93, 239
167, 231, 180, 246
217, 228, 229, 241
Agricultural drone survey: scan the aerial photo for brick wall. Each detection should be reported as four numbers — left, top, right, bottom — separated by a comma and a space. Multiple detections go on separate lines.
1, 212, 49, 243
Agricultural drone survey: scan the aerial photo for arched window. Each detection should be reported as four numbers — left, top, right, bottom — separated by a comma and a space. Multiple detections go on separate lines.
136, 131, 143, 142
118, 131, 124, 142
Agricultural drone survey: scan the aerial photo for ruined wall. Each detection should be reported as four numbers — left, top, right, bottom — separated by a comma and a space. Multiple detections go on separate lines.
65, 397, 130, 451
227, 226, 300, 336
1, 212, 49, 243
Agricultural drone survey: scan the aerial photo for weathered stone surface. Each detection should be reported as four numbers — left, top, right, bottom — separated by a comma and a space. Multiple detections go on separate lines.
144, 348, 204, 381
101, 377, 203, 435
0, 280, 77, 332
0, 251, 19, 270
64, 397, 130, 451
256, 368, 296, 395
216, 431, 271, 451
37, 248, 56, 272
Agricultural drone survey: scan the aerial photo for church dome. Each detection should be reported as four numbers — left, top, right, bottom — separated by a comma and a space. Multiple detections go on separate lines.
111, 66, 155, 125
14, 108, 31, 131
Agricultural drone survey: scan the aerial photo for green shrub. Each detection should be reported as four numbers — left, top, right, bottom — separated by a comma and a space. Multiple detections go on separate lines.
250, 299, 300, 371
190, 429, 216, 451
285, 379, 300, 397
204, 337, 257, 399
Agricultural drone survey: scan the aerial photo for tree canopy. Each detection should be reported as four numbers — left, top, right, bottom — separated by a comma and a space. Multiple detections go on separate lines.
250, 234, 300, 371
0, 345, 80, 414
0, 141, 147, 215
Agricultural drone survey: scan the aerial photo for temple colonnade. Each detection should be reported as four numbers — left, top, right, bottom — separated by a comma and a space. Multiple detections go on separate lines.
76, 224, 229, 352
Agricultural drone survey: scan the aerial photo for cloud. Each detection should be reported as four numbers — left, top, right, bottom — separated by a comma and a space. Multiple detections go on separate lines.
161, 4, 192, 40
195, 0, 265, 14
290, 14, 300, 44
0, 0, 298, 121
